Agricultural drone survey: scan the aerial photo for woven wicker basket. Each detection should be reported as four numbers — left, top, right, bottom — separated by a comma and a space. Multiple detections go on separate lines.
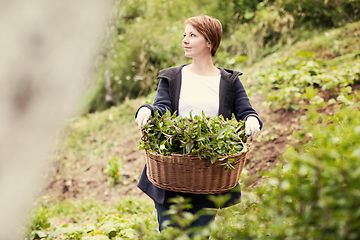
145, 143, 251, 194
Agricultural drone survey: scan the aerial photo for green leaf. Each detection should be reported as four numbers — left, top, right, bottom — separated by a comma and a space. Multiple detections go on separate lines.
81, 236, 110, 240
185, 142, 193, 154
197, 136, 205, 141
244, 9, 254, 19
210, 155, 218, 164
216, 127, 228, 140
30, 231, 47, 240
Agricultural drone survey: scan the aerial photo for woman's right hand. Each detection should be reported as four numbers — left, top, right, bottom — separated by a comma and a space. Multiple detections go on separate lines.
135, 107, 151, 128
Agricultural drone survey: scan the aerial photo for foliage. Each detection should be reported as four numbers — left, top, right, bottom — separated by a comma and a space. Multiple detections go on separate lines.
87, 0, 359, 112
254, 52, 360, 110
210, 103, 360, 239
23, 197, 158, 240
24, 203, 51, 239
156, 196, 217, 240
88, 0, 194, 111
276, 0, 360, 29
139, 111, 248, 169
103, 156, 123, 183
221, 2, 296, 65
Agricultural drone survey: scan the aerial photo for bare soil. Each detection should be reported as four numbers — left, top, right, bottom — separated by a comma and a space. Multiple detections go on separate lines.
43, 93, 303, 203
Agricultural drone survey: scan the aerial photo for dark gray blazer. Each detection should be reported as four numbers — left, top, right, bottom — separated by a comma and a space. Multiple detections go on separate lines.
136, 64, 263, 206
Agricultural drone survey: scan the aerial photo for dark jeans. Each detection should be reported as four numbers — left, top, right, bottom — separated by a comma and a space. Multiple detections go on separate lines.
154, 198, 216, 232
153, 186, 241, 238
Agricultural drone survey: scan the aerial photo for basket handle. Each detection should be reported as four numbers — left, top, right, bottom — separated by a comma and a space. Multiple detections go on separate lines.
244, 135, 253, 152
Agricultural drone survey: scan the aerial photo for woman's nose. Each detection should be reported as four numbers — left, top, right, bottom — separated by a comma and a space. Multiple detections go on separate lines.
182, 36, 188, 44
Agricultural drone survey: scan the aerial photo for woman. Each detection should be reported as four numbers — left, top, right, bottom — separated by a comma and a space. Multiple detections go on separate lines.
135, 15, 263, 233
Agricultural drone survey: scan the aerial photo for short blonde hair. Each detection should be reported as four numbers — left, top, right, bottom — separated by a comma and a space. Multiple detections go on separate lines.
185, 15, 222, 57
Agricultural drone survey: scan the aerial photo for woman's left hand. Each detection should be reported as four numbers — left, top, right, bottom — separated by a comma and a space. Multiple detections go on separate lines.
245, 116, 261, 137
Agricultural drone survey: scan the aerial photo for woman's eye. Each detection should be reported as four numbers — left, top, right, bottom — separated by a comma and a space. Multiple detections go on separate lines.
183, 33, 196, 38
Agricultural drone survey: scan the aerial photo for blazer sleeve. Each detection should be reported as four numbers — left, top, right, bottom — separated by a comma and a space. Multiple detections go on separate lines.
135, 78, 174, 118
233, 77, 263, 129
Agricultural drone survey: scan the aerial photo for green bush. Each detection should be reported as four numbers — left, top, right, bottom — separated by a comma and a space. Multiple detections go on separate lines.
276, 0, 360, 29
103, 156, 122, 183
210, 103, 360, 239
24, 205, 50, 239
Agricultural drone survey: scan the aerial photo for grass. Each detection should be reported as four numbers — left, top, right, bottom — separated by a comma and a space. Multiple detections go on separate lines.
55, 98, 140, 163
242, 21, 360, 83
24, 196, 158, 239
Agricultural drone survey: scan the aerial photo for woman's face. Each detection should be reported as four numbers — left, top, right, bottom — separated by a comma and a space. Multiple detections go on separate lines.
182, 24, 211, 59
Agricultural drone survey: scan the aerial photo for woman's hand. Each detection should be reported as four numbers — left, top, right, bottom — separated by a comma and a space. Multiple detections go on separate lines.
135, 107, 151, 129
245, 116, 261, 137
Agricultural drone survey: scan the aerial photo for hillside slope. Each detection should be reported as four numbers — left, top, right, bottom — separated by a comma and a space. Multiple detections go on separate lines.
43, 21, 359, 202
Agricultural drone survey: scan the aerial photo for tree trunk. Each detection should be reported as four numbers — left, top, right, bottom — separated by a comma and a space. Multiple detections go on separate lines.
0, 1, 111, 239
104, 21, 114, 103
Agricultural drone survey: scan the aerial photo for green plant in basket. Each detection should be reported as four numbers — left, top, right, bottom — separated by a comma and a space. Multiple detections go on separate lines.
138, 110, 249, 170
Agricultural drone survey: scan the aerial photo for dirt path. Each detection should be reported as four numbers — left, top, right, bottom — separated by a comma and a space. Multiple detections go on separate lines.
245, 93, 304, 187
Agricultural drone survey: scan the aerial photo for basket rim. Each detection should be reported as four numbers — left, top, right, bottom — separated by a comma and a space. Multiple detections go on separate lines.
146, 138, 252, 159
148, 149, 249, 158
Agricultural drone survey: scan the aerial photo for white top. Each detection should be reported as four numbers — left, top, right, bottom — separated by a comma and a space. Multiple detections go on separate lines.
178, 66, 221, 117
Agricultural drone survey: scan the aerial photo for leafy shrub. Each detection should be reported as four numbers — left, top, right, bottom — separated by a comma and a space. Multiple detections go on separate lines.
139, 111, 248, 169
24, 205, 50, 239
255, 55, 360, 110
211, 103, 360, 239
103, 156, 122, 183
277, 0, 360, 29
217, 2, 295, 66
